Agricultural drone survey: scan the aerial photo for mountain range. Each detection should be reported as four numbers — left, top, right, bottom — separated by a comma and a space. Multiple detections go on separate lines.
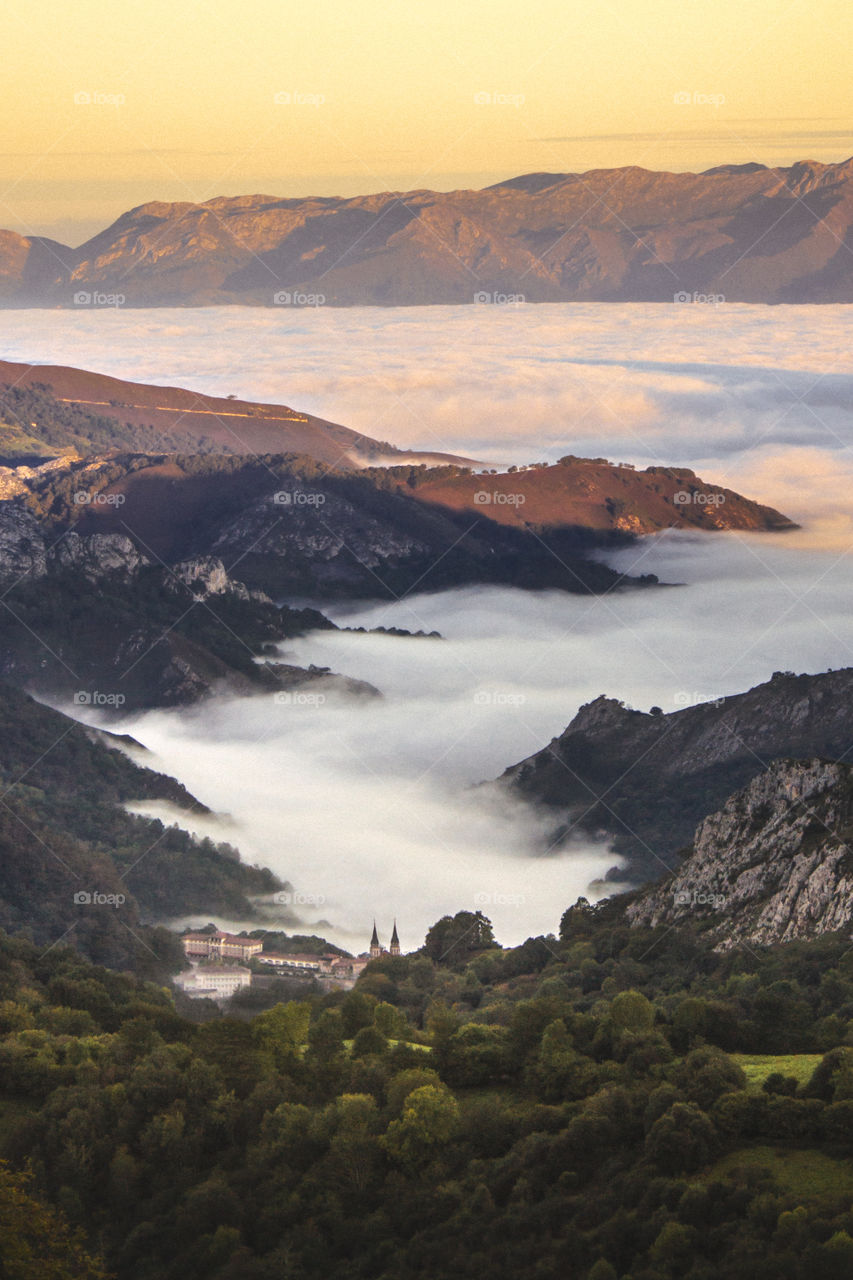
3, 157, 853, 305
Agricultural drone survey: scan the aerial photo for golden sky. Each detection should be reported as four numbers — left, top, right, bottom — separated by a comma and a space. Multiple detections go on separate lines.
2, 0, 852, 244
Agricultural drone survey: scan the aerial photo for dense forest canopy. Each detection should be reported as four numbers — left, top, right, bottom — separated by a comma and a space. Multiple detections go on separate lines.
3, 902, 853, 1278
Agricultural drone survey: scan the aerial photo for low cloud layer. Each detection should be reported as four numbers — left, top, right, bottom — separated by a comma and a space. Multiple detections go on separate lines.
14, 302, 853, 946
89, 527, 853, 949
3, 303, 853, 532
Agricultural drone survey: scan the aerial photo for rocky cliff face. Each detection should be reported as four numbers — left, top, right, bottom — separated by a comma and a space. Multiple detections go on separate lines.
165, 556, 273, 603
3, 158, 853, 305
626, 758, 853, 949
2, 451, 651, 599
0, 501, 150, 584
0, 487, 376, 710
0, 444, 796, 711
501, 669, 853, 883
0, 503, 48, 579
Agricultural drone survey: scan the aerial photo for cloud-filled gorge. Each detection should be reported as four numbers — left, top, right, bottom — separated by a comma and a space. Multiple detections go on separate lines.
96, 523, 853, 949
8, 302, 853, 947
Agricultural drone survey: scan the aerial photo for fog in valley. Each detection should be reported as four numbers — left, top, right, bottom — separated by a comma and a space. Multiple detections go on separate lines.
10, 303, 852, 948
110, 523, 853, 949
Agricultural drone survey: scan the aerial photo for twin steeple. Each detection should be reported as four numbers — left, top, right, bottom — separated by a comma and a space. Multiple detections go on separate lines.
369, 920, 401, 958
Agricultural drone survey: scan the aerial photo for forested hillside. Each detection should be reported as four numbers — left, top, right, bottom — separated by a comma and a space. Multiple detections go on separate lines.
4, 903, 853, 1278
0, 686, 282, 968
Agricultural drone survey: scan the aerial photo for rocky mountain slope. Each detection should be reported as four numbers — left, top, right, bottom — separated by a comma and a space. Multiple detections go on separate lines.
0, 446, 651, 709
500, 668, 853, 882
0, 512, 378, 709
0, 451, 657, 604
0, 429, 796, 707
626, 758, 853, 949
1, 368, 793, 537
3, 157, 853, 305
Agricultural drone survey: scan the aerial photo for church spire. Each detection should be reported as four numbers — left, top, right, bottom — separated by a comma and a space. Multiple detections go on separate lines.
390, 920, 400, 956
369, 920, 381, 958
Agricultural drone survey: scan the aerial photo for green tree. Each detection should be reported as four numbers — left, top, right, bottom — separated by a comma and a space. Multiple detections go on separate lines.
374, 1001, 407, 1038
307, 1008, 345, 1058
0, 1161, 109, 1279
424, 911, 495, 964
649, 1220, 696, 1270
645, 1102, 717, 1174
611, 989, 655, 1033
818, 1230, 853, 1279
673, 1046, 746, 1110
340, 990, 375, 1039
382, 1084, 460, 1168
386, 1067, 442, 1116
252, 1001, 311, 1067
351, 1025, 389, 1058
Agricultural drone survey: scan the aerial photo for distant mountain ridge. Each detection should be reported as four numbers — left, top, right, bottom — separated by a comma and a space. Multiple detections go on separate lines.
3, 157, 853, 304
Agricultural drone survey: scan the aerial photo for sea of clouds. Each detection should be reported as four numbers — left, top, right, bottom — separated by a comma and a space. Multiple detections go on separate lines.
6, 303, 853, 947
119, 529, 853, 950
3, 302, 853, 535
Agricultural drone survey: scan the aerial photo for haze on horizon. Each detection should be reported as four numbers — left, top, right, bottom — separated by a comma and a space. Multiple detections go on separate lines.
2, 0, 852, 246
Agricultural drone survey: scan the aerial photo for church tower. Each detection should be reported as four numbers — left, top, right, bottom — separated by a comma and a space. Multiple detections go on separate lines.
369, 921, 382, 958
389, 920, 400, 957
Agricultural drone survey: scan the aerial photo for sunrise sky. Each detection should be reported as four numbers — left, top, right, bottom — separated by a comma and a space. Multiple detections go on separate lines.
2, 0, 852, 245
